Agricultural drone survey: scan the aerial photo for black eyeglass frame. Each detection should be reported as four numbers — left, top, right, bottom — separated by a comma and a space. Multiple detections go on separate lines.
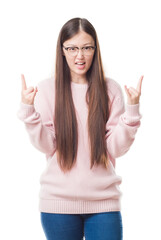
63, 45, 96, 52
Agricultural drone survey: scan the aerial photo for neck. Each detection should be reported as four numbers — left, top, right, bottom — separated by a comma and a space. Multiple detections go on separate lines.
71, 72, 87, 84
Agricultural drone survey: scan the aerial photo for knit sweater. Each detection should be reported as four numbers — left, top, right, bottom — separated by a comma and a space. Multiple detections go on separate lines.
17, 77, 142, 214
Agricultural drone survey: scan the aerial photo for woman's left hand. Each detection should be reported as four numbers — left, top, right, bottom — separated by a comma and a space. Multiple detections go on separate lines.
124, 75, 144, 105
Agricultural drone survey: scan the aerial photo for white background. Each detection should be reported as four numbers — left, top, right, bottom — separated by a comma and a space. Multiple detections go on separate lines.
0, 0, 161, 239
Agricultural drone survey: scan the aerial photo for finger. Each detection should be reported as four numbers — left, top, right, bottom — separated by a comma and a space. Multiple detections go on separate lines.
29, 88, 37, 100
24, 86, 38, 96
33, 87, 38, 98
124, 85, 131, 97
128, 87, 140, 96
136, 75, 144, 93
26, 89, 37, 102
25, 86, 35, 94
21, 74, 27, 91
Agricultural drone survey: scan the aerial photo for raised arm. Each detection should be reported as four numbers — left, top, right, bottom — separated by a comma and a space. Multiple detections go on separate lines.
17, 74, 56, 156
105, 76, 143, 158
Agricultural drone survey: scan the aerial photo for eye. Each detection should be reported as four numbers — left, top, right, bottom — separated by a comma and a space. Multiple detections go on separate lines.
68, 47, 77, 51
84, 46, 92, 51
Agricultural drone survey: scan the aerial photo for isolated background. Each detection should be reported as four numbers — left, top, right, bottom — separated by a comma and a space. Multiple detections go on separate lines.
0, 0, 161, 239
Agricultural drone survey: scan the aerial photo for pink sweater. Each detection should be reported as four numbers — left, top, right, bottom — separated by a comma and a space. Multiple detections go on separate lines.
17, 77, 141, 214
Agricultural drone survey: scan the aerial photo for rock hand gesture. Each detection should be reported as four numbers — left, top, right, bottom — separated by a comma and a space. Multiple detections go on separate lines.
124, 75, 144, 105
21, 74, 38, 105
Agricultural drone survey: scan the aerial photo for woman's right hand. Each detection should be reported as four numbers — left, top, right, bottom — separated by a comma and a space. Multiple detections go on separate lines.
21, 74, 38, 105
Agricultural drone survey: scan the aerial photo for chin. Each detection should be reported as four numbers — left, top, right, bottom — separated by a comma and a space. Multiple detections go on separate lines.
72, 69, 87, 77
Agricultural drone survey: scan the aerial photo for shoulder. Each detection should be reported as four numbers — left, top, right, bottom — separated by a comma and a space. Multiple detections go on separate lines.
105, 77, 124, 103
34, 76, 55, 120
37, 76, 55, 93
36, 76, 55, 102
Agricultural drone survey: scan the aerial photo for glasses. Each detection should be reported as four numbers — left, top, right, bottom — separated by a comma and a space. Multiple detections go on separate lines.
63, 45, 96, 56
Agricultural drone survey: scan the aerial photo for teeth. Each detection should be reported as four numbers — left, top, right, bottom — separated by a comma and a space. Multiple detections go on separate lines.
76, 63, 85, 65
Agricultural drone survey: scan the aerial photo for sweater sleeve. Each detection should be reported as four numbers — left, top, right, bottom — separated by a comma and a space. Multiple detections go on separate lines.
17, 80, 56, 155
105, 85, 142, 159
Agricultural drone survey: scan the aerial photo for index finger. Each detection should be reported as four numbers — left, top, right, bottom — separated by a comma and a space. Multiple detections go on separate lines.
21, 74, 27, 90
136, 75, 144, 93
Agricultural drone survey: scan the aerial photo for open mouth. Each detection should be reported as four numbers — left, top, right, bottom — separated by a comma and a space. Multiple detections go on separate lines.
75, 62, 86, 65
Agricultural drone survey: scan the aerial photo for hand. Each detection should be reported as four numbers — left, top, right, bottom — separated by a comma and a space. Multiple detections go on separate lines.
124, 75, 144, 105
21, 74, 38, 105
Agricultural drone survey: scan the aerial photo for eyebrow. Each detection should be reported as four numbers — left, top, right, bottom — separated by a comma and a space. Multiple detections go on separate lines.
65, 43, 94, 47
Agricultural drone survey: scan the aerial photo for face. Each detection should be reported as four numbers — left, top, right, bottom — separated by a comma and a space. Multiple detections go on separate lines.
63, 31, 95, 81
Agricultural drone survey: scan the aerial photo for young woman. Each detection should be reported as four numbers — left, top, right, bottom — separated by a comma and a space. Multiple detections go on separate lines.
18, 17, 143, 240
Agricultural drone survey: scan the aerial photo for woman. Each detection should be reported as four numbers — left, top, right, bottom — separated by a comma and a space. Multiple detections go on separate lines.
18, 17, 143, 240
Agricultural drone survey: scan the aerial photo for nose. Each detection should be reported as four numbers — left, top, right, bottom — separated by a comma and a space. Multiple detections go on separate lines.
76, 48, 84, 58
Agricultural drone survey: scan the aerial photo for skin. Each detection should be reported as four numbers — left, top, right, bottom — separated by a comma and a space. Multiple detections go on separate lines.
124, 75, 144, 105
21, 31, 144, 105
21, 74, 37, 105
62, 31, 95, 84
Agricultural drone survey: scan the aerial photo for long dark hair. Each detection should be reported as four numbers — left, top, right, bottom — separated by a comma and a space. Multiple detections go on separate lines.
54, 18, 109, 173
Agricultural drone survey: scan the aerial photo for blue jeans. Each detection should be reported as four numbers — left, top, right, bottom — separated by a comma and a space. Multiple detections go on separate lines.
40, 211, 123, 240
